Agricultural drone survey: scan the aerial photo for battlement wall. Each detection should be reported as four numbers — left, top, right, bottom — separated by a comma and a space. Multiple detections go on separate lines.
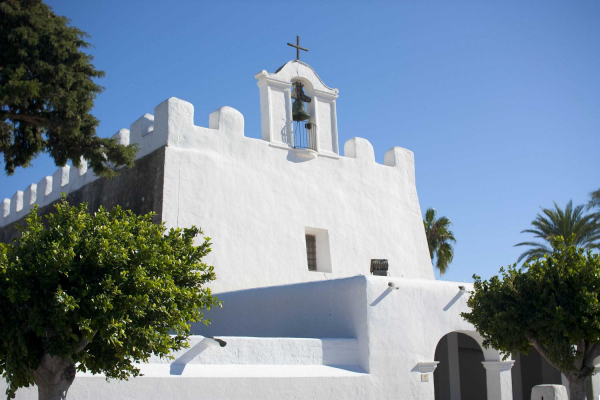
0, 146, 166, 243
1, 97, 417, 229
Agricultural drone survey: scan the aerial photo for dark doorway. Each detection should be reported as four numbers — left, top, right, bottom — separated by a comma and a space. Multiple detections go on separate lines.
434, 332, 488, 400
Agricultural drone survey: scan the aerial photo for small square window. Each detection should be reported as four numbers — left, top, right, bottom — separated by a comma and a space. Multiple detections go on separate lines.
305, 234, 317, 271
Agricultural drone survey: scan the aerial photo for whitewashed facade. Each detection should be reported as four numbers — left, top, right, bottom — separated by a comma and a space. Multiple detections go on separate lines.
1, 61, 592, 400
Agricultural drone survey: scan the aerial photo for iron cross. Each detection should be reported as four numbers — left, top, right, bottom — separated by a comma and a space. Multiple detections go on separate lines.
287, 36, 308, 61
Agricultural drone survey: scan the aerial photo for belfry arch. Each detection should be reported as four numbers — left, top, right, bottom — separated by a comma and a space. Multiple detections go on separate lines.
255, 60, 340, 158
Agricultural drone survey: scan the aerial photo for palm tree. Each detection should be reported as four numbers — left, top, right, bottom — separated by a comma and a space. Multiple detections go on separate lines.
423, 208, 456, 275
515, 200, 600, 264
588, 188, 600, 215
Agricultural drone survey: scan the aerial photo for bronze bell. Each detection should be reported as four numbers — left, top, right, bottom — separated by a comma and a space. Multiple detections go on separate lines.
291, 81, 311, 122
292, 98, 310, 121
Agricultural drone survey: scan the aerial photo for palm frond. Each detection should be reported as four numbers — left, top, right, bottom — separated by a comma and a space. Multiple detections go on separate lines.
517, 247, 552, 264
436, 242, 454, 275
587, 188, 600, 211
516, 199, 600, 264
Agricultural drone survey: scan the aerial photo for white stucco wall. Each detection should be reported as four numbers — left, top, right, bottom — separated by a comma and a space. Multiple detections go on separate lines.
2, 276, 511, 400
156, 97, 434, 292
194, 275, 507, 399
1, 115, 433, 291
1, 63, 434, 293
0, 62, 480, 400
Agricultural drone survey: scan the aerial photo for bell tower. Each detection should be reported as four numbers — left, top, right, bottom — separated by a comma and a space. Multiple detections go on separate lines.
255, 38, 339, 158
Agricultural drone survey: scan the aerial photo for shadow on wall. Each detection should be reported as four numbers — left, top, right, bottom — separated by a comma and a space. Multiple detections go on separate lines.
443, 291, 464, 311
370, 287, 393, 306
192, 276, 367, 339
170, 340, 212, 375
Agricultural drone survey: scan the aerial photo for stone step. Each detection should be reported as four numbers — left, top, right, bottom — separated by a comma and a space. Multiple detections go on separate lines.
146, 336, 360, 366
78, 364, 367, 378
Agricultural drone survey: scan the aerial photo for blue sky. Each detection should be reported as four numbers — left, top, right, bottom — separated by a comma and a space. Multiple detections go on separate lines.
2, 1, 599, 282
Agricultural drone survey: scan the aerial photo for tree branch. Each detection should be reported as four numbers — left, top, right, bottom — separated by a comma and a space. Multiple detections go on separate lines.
0, 110, 49, 126
527, 334, 566, 375
72, 330, 97, 354
582, 343, 600, 371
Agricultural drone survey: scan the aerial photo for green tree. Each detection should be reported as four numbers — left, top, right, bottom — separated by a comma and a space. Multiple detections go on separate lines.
423, 207, 456, 275
515, 200, 600, 264
462, 237, 600, 400
0, 0, 136, 177
0, 199, 220, 400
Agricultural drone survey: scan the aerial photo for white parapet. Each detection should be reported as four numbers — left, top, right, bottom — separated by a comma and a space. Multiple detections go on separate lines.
154, 97, 194, 149
49, 166, 70, 204
69, 158, 88, 192
23, 184, 37, 214
1, 198, 10, 226
112, 128, 130, 146
131, 113, 154, 139
384, 146, 414, 169
10, 190, 23, 216
0, 95, 410, 232
5, 191, 25, 225
0, 97, 242, 228
344, 137, 375, 164
36, 176, 52, 207
209, 106, 244, 137
130, 114, 155, 159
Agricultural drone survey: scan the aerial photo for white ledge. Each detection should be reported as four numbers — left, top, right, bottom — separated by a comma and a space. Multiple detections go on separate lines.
414, 362, 439, 373
78, 364, 368, 378
481, 361, 515, 371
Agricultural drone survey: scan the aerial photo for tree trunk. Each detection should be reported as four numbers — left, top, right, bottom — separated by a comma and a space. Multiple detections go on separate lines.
33, 354, 76, 400
568, 376, 589, 400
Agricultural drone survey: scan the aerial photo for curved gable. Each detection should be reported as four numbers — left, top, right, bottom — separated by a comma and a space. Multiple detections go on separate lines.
261, 61, 338, 96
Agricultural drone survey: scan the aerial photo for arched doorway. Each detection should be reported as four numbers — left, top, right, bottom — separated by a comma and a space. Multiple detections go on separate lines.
434, 332, 488, 400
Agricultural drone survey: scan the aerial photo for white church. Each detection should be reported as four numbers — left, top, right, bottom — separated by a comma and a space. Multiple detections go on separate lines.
1, 52, 596, 399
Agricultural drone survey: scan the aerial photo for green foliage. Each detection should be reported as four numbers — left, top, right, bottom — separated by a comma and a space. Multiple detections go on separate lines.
0, 0, 137, 176
515, 200, 600, 264
0, 198, 220, 398
423, 207, 456, 275
463, 237, 600, 381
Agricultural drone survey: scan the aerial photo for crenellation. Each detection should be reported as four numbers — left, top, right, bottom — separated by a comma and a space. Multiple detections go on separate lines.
130, 114, 154, 141
23, 184, 37, 214
344, 137, 375, 164
0, 95, 413, 228
208, 106, 244, 137
112, 128, 130, 146
69, 158, 88, 192
49, 166, 70, 204
1, 198, 9, 225
384, 147, 415, 176
37, 176, 53, 207
384, 146, 419, 215
0, 199, 9, 227
129, 113, 159, 159
0, 102, 166, 227
154, 97, 194, 149
10, 191, 24, 216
